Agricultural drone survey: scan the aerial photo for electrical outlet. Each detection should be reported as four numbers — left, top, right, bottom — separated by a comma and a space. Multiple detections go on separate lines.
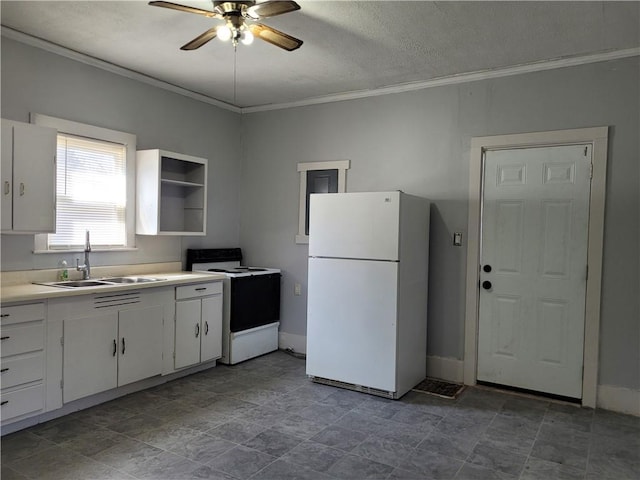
294, 283, 302, 296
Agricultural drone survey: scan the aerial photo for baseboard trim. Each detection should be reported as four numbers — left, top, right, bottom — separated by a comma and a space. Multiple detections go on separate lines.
597, 384, 640, 416
426, 355, 464, 383
278, 332, 307, 355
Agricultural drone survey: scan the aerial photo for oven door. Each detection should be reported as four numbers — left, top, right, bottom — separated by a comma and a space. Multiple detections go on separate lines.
229, 273, 281, 332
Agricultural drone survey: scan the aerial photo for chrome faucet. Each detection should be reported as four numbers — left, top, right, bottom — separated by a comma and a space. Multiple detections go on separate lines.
76, 230, 91, 279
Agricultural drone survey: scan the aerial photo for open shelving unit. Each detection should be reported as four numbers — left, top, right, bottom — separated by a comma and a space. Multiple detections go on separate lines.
136, 149, 207, 235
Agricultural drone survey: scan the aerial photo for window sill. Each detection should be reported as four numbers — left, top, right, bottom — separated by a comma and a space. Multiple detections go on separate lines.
33, 247, 139, 255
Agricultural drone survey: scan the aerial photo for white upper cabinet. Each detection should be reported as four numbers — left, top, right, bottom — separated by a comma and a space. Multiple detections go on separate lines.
1, 119, 57, 233
136, 149, 207, 235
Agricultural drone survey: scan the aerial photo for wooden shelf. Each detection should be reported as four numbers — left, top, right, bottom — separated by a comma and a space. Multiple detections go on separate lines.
136, 149, 208, 236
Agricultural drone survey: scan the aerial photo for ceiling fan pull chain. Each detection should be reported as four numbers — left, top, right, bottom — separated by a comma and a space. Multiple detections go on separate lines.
233, 45, 238, 105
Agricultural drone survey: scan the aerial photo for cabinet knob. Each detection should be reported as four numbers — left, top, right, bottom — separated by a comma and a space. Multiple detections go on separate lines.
195, 323, 200, 338
121, 337, 126, 355
113, 339, 117, 357
205, 321, 209, 335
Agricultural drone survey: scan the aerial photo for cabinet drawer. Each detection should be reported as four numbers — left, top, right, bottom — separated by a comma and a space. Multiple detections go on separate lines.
0, 303, 45, 326
0, 322, 45, 357
1, 352, 44, 389
1, 384, 44, 421
176, 282, 222, 300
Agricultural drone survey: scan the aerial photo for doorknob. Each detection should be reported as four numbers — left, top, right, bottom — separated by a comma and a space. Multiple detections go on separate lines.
482, 280, 492, 290
483, 265, 492, 273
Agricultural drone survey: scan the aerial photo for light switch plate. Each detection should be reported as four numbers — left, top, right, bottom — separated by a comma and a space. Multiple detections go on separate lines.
453, 232, 463, 246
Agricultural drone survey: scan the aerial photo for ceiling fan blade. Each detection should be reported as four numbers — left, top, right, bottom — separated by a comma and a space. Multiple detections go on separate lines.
180, 27, 218, 50
249, 23, 303, 51
247, 1, 300, 19
149, 1, 220, 19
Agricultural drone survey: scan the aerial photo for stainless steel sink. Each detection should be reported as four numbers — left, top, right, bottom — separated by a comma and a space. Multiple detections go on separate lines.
38, 280, 112, 288
101, 277, 165, 284
35, 277, 165, 288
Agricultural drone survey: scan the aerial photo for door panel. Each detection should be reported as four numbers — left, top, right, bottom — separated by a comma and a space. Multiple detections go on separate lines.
201, 295, 222, 362
175, 299, 201, 369
308, 191, 400, 261
118, 305, 163, 386
478, 144, 591, 399
1, 123, 13, 231
306, 257, 398, 391
63, 314, 118, 403
12, 124, 56, 232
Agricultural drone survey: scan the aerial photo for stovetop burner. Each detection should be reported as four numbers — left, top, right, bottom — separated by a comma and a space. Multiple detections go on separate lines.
207, 267, 268, 273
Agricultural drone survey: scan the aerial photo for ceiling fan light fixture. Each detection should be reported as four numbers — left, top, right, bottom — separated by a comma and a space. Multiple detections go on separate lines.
217, 24, 232, 41
240, 28, 254, 45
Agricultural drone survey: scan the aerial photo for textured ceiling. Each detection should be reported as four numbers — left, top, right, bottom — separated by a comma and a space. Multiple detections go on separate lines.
1, 1, 639, 110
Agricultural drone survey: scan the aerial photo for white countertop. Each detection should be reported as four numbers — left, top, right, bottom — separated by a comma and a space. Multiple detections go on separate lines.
0, 271, 225, 304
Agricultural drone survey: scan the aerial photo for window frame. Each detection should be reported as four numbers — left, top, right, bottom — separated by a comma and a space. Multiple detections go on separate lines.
296, 160, 349, 244
32, 114, 137, 253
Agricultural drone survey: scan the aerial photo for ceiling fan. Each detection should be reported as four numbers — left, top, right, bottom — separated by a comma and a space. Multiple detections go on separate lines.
149, 1, 303, 51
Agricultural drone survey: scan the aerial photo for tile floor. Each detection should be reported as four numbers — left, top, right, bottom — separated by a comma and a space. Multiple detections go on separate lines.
2, 351, 639, 479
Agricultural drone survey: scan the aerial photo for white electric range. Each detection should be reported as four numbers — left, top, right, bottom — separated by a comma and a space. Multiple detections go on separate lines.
186, 248, 281, 365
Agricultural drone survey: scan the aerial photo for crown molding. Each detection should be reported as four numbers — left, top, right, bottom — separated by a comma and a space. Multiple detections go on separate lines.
3, 26, 638, 115
243, 47, 640, 113
1, 26, 241, 114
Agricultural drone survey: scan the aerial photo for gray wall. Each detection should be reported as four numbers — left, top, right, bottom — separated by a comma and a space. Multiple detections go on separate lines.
239, 57, 640, 390
1, 37, 242, 270
2, 36, 638, 391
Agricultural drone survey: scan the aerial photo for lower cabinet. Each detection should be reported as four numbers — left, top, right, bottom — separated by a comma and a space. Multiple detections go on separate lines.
175, 282, 223, 369
62, 305, 163, 403
0, 302, 46, 423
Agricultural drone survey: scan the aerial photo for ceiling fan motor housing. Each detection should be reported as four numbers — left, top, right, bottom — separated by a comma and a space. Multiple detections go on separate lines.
213, 1, 255, 17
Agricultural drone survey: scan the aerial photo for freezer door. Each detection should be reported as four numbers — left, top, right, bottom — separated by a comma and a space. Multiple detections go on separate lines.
306, 257, 398, 392
309, 191, 400, 261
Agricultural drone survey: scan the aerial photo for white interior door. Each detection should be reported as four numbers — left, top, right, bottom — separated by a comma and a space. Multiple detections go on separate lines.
306, 257, 398, 392
477, 144, 591, 399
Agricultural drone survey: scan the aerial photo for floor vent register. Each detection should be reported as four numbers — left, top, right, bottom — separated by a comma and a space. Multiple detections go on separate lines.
412, 378, 465, 399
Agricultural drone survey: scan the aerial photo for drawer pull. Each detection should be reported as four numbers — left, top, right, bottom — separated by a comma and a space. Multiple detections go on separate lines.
0, 336, 10, 340
121, 337, 126, 355
3, 181, 9, 195
0, 368, 9, 373
195, 323, 200, 338
195, 287, 207, 291
0, 313, 10, 318
113, 339, 117, 357
205, 321, 209, 335
1, 401, 8, 406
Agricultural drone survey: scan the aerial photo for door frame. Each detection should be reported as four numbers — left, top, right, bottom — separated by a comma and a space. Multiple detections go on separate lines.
463, 127, 608, 408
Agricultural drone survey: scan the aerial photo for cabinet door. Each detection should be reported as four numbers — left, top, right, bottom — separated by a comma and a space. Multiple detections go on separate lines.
201, 294, 223, 362
63, 313, 118, 403
175, 299, 201, 369
118, 305, 163, 387
12, 123, 56, 232
1, 122, 13, 231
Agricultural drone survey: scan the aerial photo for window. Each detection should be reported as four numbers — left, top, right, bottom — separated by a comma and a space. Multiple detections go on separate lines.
296, 160, 349, 244
33, 114, 136, 252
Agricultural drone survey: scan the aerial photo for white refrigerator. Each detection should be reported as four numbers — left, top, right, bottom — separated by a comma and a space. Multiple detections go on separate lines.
306, 191, 430, 399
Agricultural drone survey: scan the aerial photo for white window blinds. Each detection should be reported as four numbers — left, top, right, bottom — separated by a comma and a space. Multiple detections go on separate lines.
48, 134, 127, 249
